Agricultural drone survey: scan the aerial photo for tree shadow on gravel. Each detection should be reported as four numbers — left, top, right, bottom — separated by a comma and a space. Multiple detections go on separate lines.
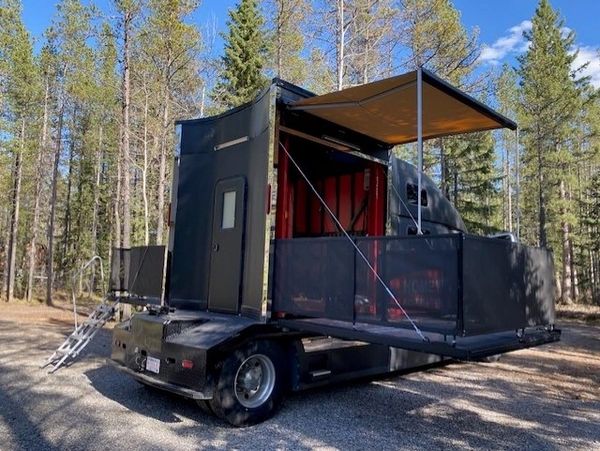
85, 364, 221, 426
3, 319, 598, 450
0, 366, 61, 451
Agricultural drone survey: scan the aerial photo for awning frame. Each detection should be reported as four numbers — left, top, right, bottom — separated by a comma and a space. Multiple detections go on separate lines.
289, 67, 518, 234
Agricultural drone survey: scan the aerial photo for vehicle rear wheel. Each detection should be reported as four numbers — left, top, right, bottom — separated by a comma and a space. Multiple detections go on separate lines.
196, 399, 214, 416
209, 341, 287, 427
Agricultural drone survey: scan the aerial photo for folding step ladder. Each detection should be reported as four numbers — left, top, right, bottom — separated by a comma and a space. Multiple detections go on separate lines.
41, 298, 119, 373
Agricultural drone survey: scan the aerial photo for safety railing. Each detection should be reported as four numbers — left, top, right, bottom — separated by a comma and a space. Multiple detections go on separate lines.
272, 234, 556, 337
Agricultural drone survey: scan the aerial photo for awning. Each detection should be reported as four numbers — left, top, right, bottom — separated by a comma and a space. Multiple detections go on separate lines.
290, 68, 517, 145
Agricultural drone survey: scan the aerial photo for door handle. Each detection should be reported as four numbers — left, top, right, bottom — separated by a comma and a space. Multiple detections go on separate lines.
212, 243, 219, 252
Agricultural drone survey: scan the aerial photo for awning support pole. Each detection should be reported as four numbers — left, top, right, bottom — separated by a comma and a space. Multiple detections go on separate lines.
417, 66, 423, 234
515, 128, 520, 240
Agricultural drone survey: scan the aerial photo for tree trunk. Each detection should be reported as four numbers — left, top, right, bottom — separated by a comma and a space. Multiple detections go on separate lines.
156, 91, 169, 244
6, 119, 25, 302
27, 79, 50, 301
537, 143, 547, 247
142, 92, 150, 245
439, 138, 449, 199
200, 85, 206, 118
119, 7, 134, 321
121, 8, 132, 250
276, 0, 283, 77
560, 179, 572, 305
1, 214, 10, 297
61, 136, 75, 274
569, 237, 579, 301
505, 139, 512, 233
47, 97, 65, 305
90, 126, 103, 291
336, 0, 345, 90
114, 146, 122, 248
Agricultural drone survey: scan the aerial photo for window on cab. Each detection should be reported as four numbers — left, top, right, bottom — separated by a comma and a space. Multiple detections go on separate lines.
406, 183, 428, 207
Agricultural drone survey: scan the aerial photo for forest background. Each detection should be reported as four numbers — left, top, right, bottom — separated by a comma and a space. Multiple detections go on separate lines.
1, 0, 598, 306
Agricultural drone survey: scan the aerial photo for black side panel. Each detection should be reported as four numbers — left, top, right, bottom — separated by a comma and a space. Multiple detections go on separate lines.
462, 236, 555, 335
128, 246, 165, 298
523, 246, 555, 326
170, 88, 272, 317
109, 246, 165, 299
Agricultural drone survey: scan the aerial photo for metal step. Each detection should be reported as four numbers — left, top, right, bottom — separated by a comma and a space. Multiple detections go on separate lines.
41, 297, 119, 373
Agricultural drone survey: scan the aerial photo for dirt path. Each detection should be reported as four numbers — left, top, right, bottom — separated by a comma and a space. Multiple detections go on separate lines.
0, 303, 598, 450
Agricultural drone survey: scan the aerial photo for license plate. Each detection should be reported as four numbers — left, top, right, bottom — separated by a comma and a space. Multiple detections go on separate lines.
146, 356, 160, 374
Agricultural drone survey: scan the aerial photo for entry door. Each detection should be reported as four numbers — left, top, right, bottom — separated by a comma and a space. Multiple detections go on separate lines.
208, 177, 246, 313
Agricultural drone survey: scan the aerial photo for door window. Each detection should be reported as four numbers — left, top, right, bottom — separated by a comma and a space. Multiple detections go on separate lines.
222, 190, 236, 229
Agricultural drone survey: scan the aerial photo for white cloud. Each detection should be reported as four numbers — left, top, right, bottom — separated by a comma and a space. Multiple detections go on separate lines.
571, 46, 600, 88
479, 20, 532, 65
480, 21, 600, 88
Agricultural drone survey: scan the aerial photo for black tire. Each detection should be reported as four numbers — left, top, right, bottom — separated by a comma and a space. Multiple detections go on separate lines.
209, 341, 288, 427
196, 399, 214, 416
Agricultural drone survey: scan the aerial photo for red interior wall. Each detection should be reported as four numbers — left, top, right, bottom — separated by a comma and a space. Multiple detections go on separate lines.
275, 145, 386, 239
275, 137, 293, 238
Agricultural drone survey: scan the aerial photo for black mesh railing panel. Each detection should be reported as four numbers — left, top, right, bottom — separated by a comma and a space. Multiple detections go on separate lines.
110, 246, 165, 298
462, 237, 525, 334
522, 246, 555, 326
274, 238, 355, 321
272, 234, 555, 337
355, 236, 459, 334
461, 236, 555, 335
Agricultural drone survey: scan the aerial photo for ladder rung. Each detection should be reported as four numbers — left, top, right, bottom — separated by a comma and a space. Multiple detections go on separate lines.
43, 298, 119, 373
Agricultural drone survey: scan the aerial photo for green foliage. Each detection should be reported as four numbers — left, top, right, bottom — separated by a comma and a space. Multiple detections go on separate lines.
400, 0, 479, 85
0, 0, 598, 303
264, 0, 310, 85
517, 0, 584, 249
212, 0, 268, 108
449, 132, 502, 234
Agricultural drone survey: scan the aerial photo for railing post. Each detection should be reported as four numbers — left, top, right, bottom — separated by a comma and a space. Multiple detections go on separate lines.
352, 238, 357, 326
456, 234, 465, 336
416, 67, 423, 235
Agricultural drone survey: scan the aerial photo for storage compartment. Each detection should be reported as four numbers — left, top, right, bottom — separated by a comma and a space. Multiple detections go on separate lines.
275, 130, 387, 240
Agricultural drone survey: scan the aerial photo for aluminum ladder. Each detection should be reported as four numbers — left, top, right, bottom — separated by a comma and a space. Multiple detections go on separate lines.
41, 297, 119, 373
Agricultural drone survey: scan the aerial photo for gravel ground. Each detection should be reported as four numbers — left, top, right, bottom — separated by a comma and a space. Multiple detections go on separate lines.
0, 313, 598, 451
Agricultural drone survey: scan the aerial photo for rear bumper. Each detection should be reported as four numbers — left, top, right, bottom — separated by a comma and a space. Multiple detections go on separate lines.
107, 359, 212, 400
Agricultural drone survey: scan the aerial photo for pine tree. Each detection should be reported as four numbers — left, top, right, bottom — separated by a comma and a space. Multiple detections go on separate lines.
345, 0, 395, 85
90, 22, 119, 286
142, 0, 202, 244
0, 0, 41, 301
399, 0, 479, 86
517, 0, 585, 303
265, 0, 310, 85
451, 132, 502, 234
46, 0, 97, 301
212, 0, 268, 108
396, 0, 500, 234
496, 65, 520, 235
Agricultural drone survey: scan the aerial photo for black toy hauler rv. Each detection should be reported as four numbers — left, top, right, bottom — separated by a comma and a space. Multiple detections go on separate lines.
108, 69, 560, 427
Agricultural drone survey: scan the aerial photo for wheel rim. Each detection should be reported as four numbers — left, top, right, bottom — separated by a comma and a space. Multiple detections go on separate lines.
234, 353, 276, 409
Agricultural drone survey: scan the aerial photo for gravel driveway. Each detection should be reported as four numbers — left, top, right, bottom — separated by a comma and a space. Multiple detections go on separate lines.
0, 317, 598, 451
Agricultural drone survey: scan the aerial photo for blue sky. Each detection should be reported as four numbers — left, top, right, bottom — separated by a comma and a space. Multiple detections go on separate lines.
21, 0, 600, 86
